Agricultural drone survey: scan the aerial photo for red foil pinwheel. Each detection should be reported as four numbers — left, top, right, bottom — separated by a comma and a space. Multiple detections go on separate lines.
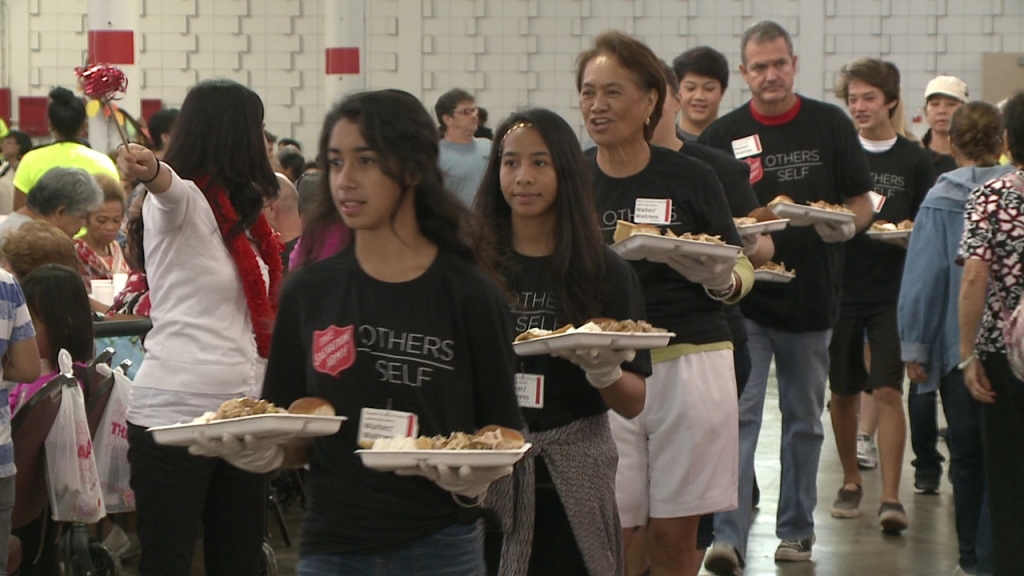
74, 64, 130, 146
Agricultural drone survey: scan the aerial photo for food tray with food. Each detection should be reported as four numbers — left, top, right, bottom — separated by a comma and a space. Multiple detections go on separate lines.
768, 197, 855, 227
149, 397, 345, 447
356, 426, 532, 471
609, 221, 740, 262
754, 261, 796, 283
866, 219, 913, 240
735, 218, 791, 235
513, 318, 673, 356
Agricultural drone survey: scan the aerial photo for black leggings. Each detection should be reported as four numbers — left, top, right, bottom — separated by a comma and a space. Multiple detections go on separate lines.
127, 422, 267, 576
979, 354, 1024, 576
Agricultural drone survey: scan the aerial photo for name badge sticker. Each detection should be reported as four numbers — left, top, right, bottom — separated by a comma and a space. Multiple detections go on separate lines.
867, 190, 887, 213
731, 134, 763, 159
515, 373, 545, 409
633, 198, 673, 225
358, 408, 419, 445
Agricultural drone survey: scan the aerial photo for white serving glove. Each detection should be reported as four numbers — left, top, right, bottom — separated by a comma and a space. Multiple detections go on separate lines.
813, 220, 856, 243
740, 231, 761, 256
653, 254, 735, 292
189, 432, 285, 474
553, 348, 637, 388
394, 462, 514, 499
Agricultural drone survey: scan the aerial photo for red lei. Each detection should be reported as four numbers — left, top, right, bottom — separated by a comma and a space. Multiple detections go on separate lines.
197, 176, 283, 358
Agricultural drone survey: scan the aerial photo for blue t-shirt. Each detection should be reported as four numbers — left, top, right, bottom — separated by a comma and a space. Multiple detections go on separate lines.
0, 269, 36, 478
438, 138, 491, 207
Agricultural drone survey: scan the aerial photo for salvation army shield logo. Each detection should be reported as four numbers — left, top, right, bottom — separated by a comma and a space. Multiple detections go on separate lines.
744, 156, 764, 185
312, 325, 356, 376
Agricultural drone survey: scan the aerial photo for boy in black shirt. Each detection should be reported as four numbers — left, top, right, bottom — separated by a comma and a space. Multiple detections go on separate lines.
699, 21, 874, 573
827, 57, 934, 534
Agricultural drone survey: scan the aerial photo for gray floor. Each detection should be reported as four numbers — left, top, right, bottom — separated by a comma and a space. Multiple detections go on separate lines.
125, 368, 961, 576
707, 377, 959, 576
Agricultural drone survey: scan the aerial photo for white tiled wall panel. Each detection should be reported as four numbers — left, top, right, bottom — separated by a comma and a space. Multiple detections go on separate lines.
2, 0, 1022, 148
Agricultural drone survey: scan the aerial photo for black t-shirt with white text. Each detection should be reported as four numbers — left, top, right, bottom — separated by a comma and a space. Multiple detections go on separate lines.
678, 141, 760, 343
262, 249, 524, 556
587, 145, 743, 345
841, 136, 934, 316
700, 97, 873, 332
506, 248, 653, 432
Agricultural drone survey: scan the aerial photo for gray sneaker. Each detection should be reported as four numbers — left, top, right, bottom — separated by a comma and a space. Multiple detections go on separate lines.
830, 484, 863, 518
774, 535, 815, 562
879, 501, 909, 533
704, 542, 745, 575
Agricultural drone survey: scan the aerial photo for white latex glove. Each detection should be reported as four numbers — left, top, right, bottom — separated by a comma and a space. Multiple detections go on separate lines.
188, 432, 285, 474
813, 220, 856, 243
653, 254, 734, 291
740, 231, 761, 256
553, 348, 636, 388
394, 462, 514, 498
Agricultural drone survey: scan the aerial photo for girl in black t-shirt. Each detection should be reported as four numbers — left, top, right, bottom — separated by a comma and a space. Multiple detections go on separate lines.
194, 90, 523, 576
475, 108, 650, 576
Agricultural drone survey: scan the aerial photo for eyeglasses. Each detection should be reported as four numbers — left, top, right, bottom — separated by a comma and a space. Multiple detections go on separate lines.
453, 107, 478, 116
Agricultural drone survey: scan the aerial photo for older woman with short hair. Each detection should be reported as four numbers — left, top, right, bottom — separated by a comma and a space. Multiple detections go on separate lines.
0, 166, 103, 238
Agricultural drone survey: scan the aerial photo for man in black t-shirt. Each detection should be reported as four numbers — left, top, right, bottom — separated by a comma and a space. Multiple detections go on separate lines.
699, 21, 874, 573
826, 57, 934, 535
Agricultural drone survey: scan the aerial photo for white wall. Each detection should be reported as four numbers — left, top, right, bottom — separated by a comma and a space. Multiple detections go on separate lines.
1, 0, 1022, 150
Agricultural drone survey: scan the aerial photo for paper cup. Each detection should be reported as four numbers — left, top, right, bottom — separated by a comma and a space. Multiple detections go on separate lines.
91, 280, 115, 307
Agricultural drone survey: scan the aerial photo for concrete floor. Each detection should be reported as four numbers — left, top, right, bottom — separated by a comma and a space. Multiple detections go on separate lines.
124, 368, 960, 576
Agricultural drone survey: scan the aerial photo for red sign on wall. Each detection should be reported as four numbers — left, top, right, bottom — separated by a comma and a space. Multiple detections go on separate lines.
325, 47, 360, 75
0, 89, 10, 128
88, 30, 135, 65
18, 96, 49, 136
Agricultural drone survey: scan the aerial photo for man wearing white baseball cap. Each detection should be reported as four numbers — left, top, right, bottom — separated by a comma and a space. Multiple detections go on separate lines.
921, 75, 968, 176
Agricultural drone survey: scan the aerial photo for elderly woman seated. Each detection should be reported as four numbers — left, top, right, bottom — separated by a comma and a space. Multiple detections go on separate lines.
0, 220, 84, 282
0, 166, 102, 238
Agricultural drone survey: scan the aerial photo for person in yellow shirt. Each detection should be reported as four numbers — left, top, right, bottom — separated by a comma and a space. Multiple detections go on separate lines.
12, 87, 118, 209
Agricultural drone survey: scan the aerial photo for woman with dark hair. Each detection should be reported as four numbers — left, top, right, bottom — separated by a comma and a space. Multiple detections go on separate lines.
116, 78, 282, 576
576, 31, 753, 576
12, 87, 118, 210
475, 108, 649, 576
0, 130, 33, 214
75, 174, 129, 280
193, 89, 523, 576
957, 90, 1024, 576
900, 100, 1009, 576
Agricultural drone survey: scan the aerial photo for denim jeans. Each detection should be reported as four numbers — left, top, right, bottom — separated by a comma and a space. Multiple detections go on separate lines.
908, 389, 943, 481
714, 320, 831, 558
938, 369, 992, 575
297, 521, 485, 576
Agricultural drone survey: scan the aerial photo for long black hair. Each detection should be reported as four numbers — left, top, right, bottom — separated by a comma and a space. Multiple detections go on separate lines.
306, 89, 492, 267
475, 108, 606, 324
22, 264, 94, 366
127, 79, 279, 268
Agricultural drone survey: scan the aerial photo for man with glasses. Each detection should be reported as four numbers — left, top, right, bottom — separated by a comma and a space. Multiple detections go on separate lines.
434, 88, 492, 206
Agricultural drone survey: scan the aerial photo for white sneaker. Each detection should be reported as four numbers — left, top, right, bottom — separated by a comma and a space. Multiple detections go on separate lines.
857, 433, 878, 469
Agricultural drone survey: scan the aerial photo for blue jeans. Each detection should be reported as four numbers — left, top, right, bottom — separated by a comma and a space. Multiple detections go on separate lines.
939, 369, 992, 575
714, 320, 831, 558
297, 522, 485, 576
908, 389, 943, 481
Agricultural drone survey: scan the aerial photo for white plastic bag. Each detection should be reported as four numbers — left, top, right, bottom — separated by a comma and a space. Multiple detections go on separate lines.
44, 350, 106, 523
92, 364, 134, 513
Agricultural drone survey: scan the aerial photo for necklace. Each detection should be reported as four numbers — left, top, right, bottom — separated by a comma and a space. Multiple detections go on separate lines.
197, 175, 283, 358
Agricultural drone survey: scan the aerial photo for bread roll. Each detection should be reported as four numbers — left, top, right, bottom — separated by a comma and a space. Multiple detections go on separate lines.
749, 207, 781, 222
767, 195, 794, 208
288, 397, 336, 416
475, 425, 526, 449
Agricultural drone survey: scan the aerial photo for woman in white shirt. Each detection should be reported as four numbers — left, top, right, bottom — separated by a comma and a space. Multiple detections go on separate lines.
116, 79, 282, 576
